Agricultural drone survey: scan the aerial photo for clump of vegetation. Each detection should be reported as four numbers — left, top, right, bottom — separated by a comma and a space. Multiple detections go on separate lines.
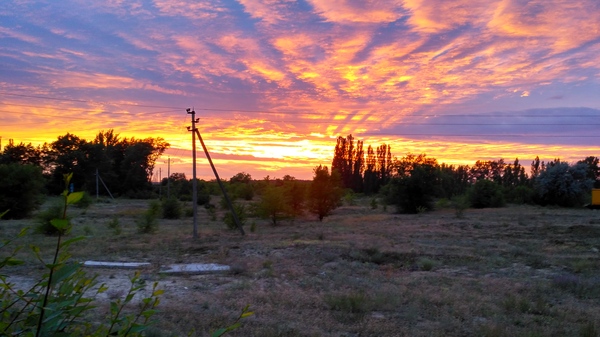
75, 191, 94, 209
205, 203, 217, 221
1, 173, 164, 336
256, 184, 288, 226
324, 291, 370, 322
505, 185, 535, 204
36, 201, 70, 235
106, 216, 122, 235
418, 257, 437, 271
162, 197, 182, 219
469, 179, 505, 208
384, 164, 437, 214
370, 198, 378, 209
137, 200, 160, 233
223, 203, 247, 230
452, 194, 470, 218
534, 161, 593, 207
0, 163, 45, 219
307, 165, 344, 221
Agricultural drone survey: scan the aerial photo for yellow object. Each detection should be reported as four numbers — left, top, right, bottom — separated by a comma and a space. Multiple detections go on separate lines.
593, 189, 600, 206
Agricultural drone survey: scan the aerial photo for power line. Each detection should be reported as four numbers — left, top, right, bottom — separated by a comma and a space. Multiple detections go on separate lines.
0, 92, 184, 109
2, 109, 600, 126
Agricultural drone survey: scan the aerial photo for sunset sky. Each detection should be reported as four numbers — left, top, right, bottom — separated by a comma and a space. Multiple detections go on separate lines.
1, 0, 599, 180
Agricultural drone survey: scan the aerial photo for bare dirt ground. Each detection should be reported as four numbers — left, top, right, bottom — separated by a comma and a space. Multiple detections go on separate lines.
2, 198, 600, 336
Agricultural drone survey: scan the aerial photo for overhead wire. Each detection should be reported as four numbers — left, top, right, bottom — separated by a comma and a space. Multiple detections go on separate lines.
2, 91, 600, 139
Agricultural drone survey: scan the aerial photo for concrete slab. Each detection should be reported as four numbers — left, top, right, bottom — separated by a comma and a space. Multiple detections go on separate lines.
159, 263, 230, 275
83, 261, 151, 269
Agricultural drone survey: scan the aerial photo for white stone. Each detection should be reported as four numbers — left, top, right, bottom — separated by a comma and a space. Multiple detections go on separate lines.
159, 263, 230, 275
83, 261, 151, 269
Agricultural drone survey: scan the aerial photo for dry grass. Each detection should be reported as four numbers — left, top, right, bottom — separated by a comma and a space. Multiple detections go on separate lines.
2, 197, 600, 336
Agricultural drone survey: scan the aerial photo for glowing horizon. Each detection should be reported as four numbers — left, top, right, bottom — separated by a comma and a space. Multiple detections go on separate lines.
1, 0, 599, 180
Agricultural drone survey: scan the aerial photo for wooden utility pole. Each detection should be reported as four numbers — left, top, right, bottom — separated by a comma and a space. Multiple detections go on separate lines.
167, 157, 171, 198
187, 108, 245, 237
187, 108, 199, 239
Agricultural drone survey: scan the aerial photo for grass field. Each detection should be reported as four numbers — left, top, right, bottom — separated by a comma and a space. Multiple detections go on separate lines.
2, 197, 600, 336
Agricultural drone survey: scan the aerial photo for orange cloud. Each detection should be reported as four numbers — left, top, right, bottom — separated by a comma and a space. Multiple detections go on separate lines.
309, 0, 404, 23
488, 0, 600, 52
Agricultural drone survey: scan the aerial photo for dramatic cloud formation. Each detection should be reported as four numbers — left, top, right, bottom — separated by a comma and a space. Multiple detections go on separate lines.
1, 0, 599, 179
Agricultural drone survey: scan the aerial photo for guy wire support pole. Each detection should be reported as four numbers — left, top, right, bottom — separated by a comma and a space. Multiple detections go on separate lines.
187, 108, 199, 239
193, 123, 245, 236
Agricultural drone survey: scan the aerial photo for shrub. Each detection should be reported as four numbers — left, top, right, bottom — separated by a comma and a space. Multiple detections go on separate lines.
370, 198, 378, 210
384, 164, 437, 214
0, 163, 45, 219
256, 184, 289, 226
137, 200, 160, 233
469, 180, 505, 208
452, 194, 469, 218
162, 197, 182, 219
535, 161, 593, 207
324, 291, 369, 322
505, 185, 535, 204
107, 216, 122, 235
307, 165, 344, 221
36, 202, 70, 235
223, 203, 247, 230
418, 257, 437, 271
75, 191, 94, 209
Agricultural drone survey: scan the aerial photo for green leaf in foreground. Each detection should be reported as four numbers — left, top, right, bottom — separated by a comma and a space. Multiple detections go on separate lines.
50, 219, 70, 230
67, 191, 84, 205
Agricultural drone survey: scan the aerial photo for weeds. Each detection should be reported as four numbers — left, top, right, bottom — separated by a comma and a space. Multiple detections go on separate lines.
370, 198, 378, 210
324, 291, 369, 322
161, 197, 182, 219
418, 257, 437, 271
137, 200, 160, 233
452, 195, 469, 218
107, 216, 122, 235
579, 321, 598, 337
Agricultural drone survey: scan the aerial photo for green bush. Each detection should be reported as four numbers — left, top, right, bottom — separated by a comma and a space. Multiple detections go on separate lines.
384, 165, 437, 214
75, 191, 94, 209
162, 197, 182, 219
534, 161, 593, 207
36, 202, 70, 235
223, 203, 247, 230
107, 216, 122, 235
452, 194, 470, 218
137, 200, 160, 233
469, 180, 505, 208
0, 163, 45, 219
505, 185, 535, 204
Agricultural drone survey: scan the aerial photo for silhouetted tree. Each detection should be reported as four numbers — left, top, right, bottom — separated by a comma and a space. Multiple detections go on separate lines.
363, 145, 378, 194
577, 156, 600, 188
0, 163, 45, 219
535, 161, 593, 206
307, 165, 343, 221
0, 140, 46, 167
376, 144, 392, 186
384, 163, 438, 214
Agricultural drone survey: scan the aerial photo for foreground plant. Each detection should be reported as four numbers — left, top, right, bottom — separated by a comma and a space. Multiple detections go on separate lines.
1, 173, 162, 336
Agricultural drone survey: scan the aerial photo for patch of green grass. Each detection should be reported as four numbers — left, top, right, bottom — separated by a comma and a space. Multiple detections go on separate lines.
418, 257, 438, 271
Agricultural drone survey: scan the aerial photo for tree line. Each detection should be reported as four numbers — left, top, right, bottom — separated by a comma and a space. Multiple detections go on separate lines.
0, 130, 168, 218
1, 131, 598, 221
331, 134, 600, 213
